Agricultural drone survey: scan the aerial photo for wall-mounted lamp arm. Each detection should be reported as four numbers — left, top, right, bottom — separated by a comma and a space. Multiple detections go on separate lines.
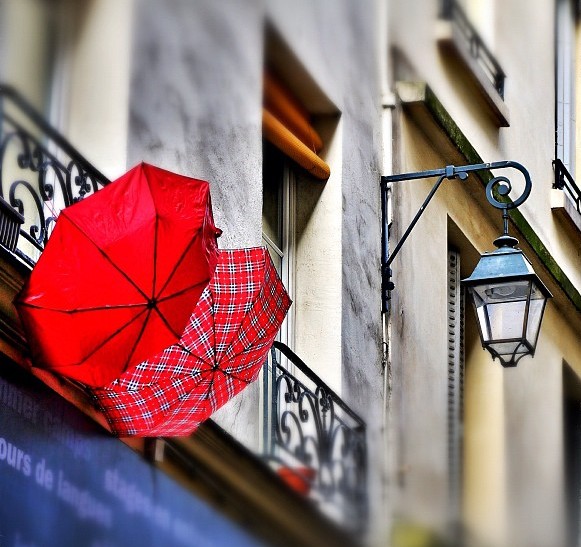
380, 161, 532, 312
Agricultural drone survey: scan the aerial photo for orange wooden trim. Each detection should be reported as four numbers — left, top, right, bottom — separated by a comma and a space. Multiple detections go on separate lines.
262, 109, 330, 181
263, 71, 323, 152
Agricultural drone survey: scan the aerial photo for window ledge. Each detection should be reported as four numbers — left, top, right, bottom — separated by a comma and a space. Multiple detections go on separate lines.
436, 19, 510, 127
551, 188, 581, 234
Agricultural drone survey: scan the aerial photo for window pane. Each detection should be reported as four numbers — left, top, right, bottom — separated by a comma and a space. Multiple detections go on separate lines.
262, 141, 284, 251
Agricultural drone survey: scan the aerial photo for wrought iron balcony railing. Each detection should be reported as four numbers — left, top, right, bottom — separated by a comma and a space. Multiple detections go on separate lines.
262, 341, 368, 534
440, 0, 506, 99
0, 85, 110, 266
553, 158, 581, 215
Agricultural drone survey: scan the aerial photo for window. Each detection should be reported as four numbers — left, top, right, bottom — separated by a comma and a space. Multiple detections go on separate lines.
438, 0, 508, 125
556, 0, 577, 174
552, 0, 581, 226
262, 140, 295, 347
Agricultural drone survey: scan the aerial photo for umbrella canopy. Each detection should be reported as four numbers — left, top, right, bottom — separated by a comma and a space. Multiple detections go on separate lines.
91, 247, 291, 436
15, 163, 221, 386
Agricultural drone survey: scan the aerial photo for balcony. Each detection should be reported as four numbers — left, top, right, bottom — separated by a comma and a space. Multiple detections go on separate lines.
437, 0, 509, 126
262, 341, 368, 534
0, 84, 110, 267
552, 159, 581, 234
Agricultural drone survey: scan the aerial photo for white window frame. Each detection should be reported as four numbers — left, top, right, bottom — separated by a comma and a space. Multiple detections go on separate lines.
261, 162, 295, 348
556, 0, 577, 175
260, 154, 296, 454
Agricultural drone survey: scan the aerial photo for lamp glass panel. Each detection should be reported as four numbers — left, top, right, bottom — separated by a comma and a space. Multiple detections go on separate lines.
471, 280, 531, 342
485, 300, 527, 340
473, 280, 531, 304
475, 304, 491, 341
525, 281, 548, 346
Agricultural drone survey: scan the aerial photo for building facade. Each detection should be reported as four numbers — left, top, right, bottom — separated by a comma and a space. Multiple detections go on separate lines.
0, 1, 581, 546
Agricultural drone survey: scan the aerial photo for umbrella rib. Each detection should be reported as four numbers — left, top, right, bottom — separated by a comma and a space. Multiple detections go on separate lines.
152, 215, 159, 297
154, 231, 200, 300
153, 308, 185, 340
17, 302, 148, 314
122, 308, 153, 372
75, 307, 149, 366
151, 283, 210, 340
61, 212, 150, 301
208, 365, 252, 384
156, 281, 208, 304
173, 341, 213, 366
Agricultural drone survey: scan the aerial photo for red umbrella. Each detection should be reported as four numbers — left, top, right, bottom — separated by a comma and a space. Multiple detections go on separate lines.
90, 247, 291, 437
15, 163, 221, 387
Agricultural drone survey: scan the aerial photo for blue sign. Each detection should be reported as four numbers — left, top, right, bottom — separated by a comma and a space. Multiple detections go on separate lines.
0, 361, 260, 547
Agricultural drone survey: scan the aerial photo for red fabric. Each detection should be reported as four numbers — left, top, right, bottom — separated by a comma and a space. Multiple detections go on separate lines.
15, 163, 220, 386
91, 247, 291, 437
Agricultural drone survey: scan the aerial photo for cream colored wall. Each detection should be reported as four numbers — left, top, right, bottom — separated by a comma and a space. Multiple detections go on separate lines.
462, 337, 507, 547
390, 119, 458, 536
1, 0, 53, 110
63, 0, 133, 179
392, 92, 581, 544
294, 117, 343, 392
500, 303, 572, 547
0, 0, 131, 179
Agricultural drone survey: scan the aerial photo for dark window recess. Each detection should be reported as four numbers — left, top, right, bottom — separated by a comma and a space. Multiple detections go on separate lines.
564, 363, 581, 547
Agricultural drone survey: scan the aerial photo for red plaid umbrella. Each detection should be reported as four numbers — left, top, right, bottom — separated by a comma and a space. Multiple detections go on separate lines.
15, 163, 220, 386
91, 247, 291, 436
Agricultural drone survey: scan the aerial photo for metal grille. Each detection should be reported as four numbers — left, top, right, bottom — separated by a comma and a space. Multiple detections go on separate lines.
262, 341, 368, 534
554, 158, 581, 215
0, 195, 24, 251
0, 85, 110, 266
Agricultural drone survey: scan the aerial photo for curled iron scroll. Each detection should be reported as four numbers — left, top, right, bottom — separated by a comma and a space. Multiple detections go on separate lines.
484, 161, 532, 210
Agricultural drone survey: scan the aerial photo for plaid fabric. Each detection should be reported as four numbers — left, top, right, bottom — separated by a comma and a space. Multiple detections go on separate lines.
91, 247, 291, 436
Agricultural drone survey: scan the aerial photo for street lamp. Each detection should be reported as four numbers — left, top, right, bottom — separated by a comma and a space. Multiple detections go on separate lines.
381, 162, 552, 367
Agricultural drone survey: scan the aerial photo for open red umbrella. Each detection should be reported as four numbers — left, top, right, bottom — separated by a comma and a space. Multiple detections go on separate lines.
15, 163, 220, 386
90, 247, 291, 436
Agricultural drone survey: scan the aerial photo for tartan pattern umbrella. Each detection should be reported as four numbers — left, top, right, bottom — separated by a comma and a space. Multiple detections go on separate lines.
91, 247, 291, 436
15, 163, 220, 387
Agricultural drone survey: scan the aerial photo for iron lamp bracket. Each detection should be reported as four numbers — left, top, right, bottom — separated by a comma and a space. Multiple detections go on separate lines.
380, 161, 532, 312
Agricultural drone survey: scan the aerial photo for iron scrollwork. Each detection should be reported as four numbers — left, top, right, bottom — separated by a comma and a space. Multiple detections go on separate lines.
264, 341, 368, 533
381, 161, 533, 311
553, 158, 581, 215
0, 85, 110, 266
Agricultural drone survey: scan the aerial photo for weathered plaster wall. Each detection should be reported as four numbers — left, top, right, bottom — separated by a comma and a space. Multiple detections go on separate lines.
390, 119, 454, 536
128, 0, 264, 250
